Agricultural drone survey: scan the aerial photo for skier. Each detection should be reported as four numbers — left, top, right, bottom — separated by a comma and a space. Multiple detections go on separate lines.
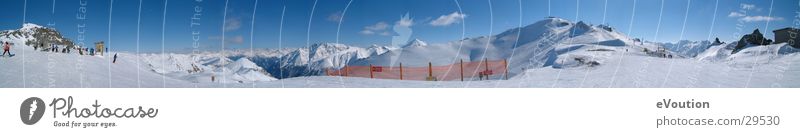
2, 42, 11, 57
90, 48, 94, 56
112, 53, 118, 63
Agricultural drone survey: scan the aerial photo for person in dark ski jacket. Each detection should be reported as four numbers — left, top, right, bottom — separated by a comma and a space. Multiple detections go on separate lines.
112, 53, 118, 63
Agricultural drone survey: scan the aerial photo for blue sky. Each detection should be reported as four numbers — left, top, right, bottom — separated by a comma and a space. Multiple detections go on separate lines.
0, 0, 797, 52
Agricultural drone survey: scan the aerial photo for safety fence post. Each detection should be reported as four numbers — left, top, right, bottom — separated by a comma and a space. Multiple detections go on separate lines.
460, 59, 464, 81
369, 64, 374, 79
428, 62, 433, 80
484, 58, 489, 80
399, 63, 404, 80
503, 59, 508, 80
329, 59, 506, 81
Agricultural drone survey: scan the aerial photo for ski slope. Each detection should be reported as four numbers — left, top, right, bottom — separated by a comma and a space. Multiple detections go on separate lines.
250, 44, 800, 88
1, 18, 799, 88
3, 41, 797, 88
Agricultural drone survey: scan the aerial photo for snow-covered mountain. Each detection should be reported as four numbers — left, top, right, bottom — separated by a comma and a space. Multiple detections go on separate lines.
697, 41, 800, 62
228, 43, 396, 78
660, 40, 713, 57
0, 23, 278, 84
351, 17, 668, 76
1, 23, 75, 50
139, 52, 278, 83
2, 19, 800, 87
403, 39, 428, 48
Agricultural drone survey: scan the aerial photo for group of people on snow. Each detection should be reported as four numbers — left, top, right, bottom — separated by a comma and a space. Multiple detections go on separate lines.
0, 41, 118, 63
39, 43, 74, 54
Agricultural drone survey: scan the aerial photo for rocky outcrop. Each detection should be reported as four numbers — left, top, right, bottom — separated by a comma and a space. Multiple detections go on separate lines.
733, 29, 773, 53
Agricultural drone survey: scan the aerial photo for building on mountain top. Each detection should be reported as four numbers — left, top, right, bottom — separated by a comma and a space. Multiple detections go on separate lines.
773, 27, 799, 48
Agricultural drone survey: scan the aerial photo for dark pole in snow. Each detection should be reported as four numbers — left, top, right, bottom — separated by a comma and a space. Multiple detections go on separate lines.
399, 63, 403, 80
428, 62, 433, 78
369, 64, 374, 79
460, 59, 464, 81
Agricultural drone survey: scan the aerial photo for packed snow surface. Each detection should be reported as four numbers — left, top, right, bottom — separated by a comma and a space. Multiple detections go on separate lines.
2, 18, 799, 88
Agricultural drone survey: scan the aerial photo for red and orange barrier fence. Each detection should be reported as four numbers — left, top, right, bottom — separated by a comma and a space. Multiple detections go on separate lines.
326, 59, 508, 81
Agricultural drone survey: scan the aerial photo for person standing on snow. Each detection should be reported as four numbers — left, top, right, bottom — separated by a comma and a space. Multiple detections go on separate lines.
2, 42, 11, 56
112, 53, 118, 63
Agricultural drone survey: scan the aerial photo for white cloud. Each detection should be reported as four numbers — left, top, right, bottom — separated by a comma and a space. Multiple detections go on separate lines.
365, 22, 389, 31
224, 17, 241, 32
361, 22, 392, 35
728, 12, 745, 17
361, 14, 414, 36
739, 16, 784, 22
327, 11, 343, 22
359, 30, 375, 35
429, 12, 466, 26
728, 7, 784, 23
740, 3, 756, 10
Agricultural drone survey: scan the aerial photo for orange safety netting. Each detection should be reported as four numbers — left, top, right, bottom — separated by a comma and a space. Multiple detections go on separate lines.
326, 59, 508, 81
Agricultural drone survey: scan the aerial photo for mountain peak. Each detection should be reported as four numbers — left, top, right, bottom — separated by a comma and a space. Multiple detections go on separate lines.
575, 21, 590, 28
310, 43, 348, 50
21, 23, 45, 30
404, 39, 427, 48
